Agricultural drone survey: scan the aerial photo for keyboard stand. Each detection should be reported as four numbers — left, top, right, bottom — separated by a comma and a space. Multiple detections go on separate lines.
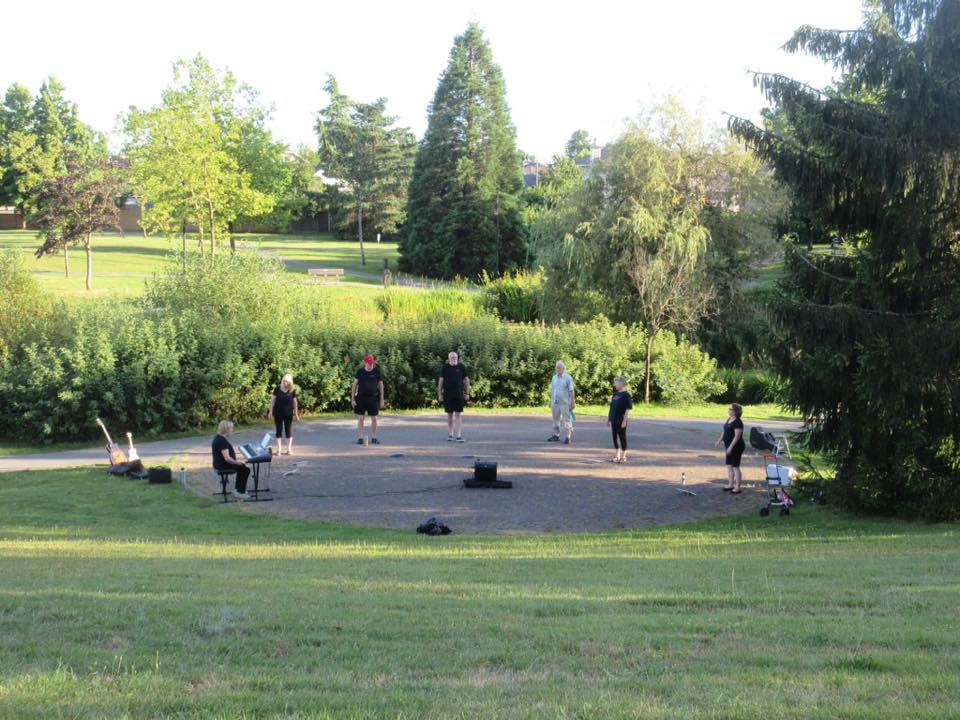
246, 460, 272, 502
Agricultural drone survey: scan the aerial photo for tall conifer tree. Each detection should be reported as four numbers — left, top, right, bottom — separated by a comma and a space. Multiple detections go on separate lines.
730, 0, 960, 519
400, 23, 525, 279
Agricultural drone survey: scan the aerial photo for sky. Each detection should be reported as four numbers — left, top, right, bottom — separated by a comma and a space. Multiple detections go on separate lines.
2, 0, 866, 161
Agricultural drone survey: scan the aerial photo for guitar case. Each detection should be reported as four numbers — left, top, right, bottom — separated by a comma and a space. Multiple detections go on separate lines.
107, 459, 147, 478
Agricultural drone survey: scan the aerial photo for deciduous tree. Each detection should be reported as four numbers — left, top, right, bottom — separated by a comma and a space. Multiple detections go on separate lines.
124, 56, 282, 254
3, 77, 103, 276
316, 77, 415, 264
535, 127, 714, 402
565, 129, 592, 159
0, 83, 34, 210
32, 150, 123, 291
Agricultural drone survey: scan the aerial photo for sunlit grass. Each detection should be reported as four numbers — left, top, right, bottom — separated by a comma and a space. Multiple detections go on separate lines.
0, 229, 400, 296
0, 468, 957, 717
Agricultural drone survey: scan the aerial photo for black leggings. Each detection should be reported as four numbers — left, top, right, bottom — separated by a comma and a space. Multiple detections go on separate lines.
611, 421, 627, 450
274, 415, 293, 439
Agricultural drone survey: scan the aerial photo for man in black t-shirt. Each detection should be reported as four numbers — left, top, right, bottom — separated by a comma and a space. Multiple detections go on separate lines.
437, 351, 470, 442
351, 354, 384, 445
211, 420, 250, 499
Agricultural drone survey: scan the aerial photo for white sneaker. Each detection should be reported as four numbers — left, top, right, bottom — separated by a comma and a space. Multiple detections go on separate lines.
455, 436, 465, 443
447, 434, 454, 442
233, 491, 250, 499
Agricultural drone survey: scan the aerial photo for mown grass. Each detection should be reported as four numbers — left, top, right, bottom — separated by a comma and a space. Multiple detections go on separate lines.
0, 468, 957, 718
0, 229, 400, 295
237, 233, 399, 279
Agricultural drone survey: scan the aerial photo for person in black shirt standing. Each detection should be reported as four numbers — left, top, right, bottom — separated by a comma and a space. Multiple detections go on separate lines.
607, 376, 633, 463
437, 351, 470, 442
351, 354, 385, 445
716, 403, 746, 493
268, 374, 300, 455
211, 420, 250, 499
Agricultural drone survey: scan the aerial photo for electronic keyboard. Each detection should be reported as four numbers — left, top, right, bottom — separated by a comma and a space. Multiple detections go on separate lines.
239, 433, 273, 463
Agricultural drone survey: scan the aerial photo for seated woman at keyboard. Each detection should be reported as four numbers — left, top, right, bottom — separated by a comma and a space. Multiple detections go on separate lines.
212, 420, 250, 499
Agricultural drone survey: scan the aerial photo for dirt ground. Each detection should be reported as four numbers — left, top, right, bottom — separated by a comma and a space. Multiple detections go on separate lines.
186, 413, 799, 535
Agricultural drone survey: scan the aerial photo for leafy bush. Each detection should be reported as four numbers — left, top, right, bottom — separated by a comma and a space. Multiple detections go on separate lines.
650, 333, 726, 405
144, 251, 286, 320
480, 269, 545, 322
699, 286, 778, 368
0, 255, 728, 441
375, 287, 485, 323
0, 250, 51, 354
711, 368, 786, 404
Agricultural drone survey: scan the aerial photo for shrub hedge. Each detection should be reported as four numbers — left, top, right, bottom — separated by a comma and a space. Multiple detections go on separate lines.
710, 367, 786, 405
480, 269, 545, 322
0, 254, 725, 441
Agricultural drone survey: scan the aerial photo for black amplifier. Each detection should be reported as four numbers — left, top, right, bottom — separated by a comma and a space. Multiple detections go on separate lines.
148, 467, 172, 484
475, 460, 497, 483
464, 460, 511, 488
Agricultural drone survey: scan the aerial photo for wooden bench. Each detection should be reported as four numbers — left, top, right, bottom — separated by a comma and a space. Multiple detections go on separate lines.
307, 268, 345, 284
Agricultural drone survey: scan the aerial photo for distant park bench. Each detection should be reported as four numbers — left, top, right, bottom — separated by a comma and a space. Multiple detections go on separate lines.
307, 268, 345, 283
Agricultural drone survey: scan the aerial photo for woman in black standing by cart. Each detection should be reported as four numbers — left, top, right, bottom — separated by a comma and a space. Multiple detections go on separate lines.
607, 376, 633, 463
716, 403, 745, 493
268, 373, 300, 455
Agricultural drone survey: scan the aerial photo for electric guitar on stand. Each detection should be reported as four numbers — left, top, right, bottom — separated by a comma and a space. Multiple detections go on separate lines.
126, 432, 140, 462
95, 417, 127, 467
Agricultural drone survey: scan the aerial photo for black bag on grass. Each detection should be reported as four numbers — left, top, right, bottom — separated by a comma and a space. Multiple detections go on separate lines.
416, 517, 451, 535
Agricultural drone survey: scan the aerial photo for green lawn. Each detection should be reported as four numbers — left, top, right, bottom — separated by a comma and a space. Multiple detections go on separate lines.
0, 469, 956, 718
751, 257, 785, 290
0, 229, 400, 296
751, 243, 842, 291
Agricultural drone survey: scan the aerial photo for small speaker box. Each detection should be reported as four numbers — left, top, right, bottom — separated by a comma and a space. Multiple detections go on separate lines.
148, 467, 172, 484
474, 460, 497, 483
464, 460, 511, 488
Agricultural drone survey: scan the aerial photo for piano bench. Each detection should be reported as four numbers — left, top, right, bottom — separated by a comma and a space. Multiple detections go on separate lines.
215, 468, 237, 503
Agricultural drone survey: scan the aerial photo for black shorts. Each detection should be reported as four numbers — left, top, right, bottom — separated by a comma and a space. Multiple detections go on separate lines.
725, 442, 745, 468
443, 397, 465, 414
355, 396, 380, 416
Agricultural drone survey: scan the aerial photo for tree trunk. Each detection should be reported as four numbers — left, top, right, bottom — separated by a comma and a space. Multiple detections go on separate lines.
228, 221, 236, 253
358, 200, 366, 266
84, 234, 93, 291
644, 332, 656, 404
208, 201, 216, 257
63, 245, 70, 279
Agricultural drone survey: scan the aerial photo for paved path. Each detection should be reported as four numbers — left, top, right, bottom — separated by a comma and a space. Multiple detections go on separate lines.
0, 413, 799, 534
183, 414, 801, 533
0, 415, 798, 475
0, 437, 205, 473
